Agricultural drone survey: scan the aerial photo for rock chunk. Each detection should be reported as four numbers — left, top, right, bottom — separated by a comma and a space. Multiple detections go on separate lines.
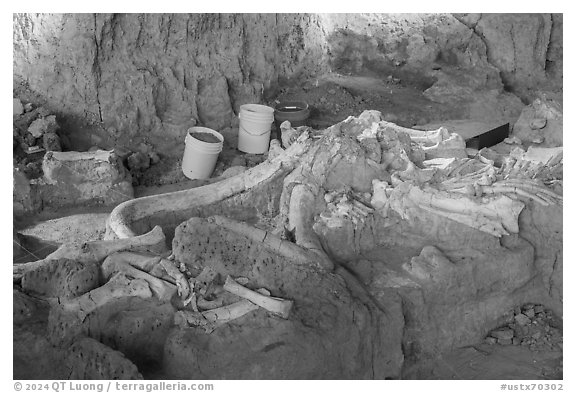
127, 151, 150, 172
523, 308, 535, 318
514, 313, 531, 326
21, 258, 100, 299
13, 289, 40, 323
13, 98, 24, 116
67, 337, 142, 380
28, 115, 59, 138
530, 118, 547, 130
512, 98, 562, 147
41, 150, 133, 207
490, 328, 514, 340
42, 132, 61, 151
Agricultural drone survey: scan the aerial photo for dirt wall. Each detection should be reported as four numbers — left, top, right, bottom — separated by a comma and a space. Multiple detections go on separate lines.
13, 13, 562, 152
13, 13, 329, 151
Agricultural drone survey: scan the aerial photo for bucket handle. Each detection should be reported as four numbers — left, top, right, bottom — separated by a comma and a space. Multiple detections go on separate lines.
239, 112, 274, 121
239, 123, 272, 137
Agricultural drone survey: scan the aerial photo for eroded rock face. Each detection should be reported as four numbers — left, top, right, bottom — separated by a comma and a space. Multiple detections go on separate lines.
546, 14, 563, 83
469, 14, 552, 94
454, 13, 562, 99
13, 13, 561, 155
323, 13, 559, 114
12, 13, 329, 149
518, 204, 562, 315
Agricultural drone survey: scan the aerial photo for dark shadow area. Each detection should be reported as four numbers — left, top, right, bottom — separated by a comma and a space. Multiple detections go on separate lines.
326, 28, 437, 91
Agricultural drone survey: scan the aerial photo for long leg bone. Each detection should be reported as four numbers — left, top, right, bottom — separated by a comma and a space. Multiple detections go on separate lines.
223, 276, 293, 319
207, 216, 332, 270
61, 273, 152, 321
46, 225, 167, 263
380, 122, 450, 145
102, 251, 163, 271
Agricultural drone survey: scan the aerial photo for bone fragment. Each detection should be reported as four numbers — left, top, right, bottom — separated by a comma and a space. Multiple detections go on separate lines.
201, 299, 260, 326
160, 258, 190, 299
183, 292, 198, 312
194, 266, 219, 296
173, 311, 214, 332
196, 296, 225, 310
101, 253, 176, 301
175, 296, 263, 332
223, 276, 293, 319
512, 146, 563, 166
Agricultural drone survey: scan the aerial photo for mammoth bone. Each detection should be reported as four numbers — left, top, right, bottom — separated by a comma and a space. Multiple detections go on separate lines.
103, 111, 562, 277
14, 226, 168, 283
174, 277, 292, 333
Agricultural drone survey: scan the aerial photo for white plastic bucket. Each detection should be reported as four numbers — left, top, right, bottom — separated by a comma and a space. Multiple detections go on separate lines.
182, 127, 224, 180
238, 104, 274, 154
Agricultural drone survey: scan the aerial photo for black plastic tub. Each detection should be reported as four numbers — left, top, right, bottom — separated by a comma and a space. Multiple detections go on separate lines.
274, 101, 310, 128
